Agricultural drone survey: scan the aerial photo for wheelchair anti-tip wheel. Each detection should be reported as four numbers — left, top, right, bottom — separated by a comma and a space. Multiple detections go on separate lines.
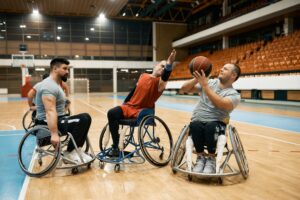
229, 125, 249, 179
22, 109, 36, 132
138, 115, 173, 167
18, 126, 61, 177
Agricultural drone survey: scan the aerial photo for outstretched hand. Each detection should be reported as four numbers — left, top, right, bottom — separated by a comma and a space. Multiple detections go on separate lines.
167, 49, 176, 65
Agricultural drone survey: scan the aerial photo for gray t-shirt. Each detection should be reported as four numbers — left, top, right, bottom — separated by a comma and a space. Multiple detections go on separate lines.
35, 77, 66, 120
191, 79, 240, 123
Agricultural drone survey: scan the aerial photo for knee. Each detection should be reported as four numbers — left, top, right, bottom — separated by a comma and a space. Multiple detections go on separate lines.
81, 113, 92, 124
107, 108, 114, 120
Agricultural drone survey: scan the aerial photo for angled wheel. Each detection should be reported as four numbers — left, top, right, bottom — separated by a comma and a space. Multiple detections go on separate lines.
18, 126, 61, 177
138, 115, 173, 167
22, 109, 36, 132
99, 123, 132, 151
171, 125, 189, 170
229, 125, 249, 179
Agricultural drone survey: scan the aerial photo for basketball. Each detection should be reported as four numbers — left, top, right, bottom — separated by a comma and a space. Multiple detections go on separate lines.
189, 56, 212, 77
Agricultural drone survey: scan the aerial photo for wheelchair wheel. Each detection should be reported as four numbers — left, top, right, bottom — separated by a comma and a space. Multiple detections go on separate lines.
229, 125, 249, 179
18, 126, 61, 177
171, 125, 189, 171
22, 109, 36, 132
138, 115, 173, 167
99, 123, 132, 151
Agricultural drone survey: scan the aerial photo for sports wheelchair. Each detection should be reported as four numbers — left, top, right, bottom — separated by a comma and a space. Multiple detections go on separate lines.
171, 124, 249, 183
18, 123, 95, 177
97, 109, 173, 172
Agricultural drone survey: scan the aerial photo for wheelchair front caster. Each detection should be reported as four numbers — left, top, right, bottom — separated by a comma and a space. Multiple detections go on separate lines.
72, 168, 78, 174
87, 163, 92, 169
218, 177, 223, 184
114, 164, 120, 172
38, 159, 43, 166
172, 168, 177, 174
99, 161, 104, 169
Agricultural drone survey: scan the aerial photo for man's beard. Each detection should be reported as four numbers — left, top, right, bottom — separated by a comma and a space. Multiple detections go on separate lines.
61, 74, 68, 82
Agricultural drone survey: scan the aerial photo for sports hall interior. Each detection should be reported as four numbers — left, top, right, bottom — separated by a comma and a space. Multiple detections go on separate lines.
0, 0, 300, 200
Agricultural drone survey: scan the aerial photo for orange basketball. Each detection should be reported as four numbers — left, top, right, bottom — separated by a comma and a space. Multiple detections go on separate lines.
189, 56, 212, 77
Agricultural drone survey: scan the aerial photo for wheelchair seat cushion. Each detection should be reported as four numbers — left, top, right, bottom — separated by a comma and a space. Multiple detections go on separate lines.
119, 118, 136, 126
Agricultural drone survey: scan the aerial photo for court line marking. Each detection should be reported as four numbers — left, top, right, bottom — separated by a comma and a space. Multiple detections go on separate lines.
156, 105, 300, 135
81, 97, 300, 147
231, 120, 300, 135
0, 133, 24, 136
18, 175, 29, 200
77, 99, 107, 115
241, 132, 300, 146
0, 123, 16, 130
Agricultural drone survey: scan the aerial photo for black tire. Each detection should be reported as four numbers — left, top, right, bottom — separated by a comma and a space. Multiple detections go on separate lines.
229, 125, 249, 179
22, 109, 36, 132
99, 123, 132, 151
138, 115, 173, 167
171, 125, 189, 169
99, 123, 109, 151
18, 126, 61, 177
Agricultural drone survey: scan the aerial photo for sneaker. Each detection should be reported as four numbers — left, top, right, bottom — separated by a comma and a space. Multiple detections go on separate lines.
78, 148, 92, 163
192, 156, 206, 173
203, 157, 216, 174
64, 150, 81, 164
108, 147, 120, 158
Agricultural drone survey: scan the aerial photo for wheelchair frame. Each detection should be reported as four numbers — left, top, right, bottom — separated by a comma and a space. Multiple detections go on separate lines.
171, 124, 249, 183
97, 113, 173, 172
18, 125, 95, 177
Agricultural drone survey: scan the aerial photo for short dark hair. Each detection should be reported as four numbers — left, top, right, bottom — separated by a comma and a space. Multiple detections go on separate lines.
42, 73, 49, 80
232, 63, 241, 81
50, 58, 70, 71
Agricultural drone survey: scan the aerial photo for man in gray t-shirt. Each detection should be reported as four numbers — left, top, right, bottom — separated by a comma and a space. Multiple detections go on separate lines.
35, 58, 92, 163
181, 63, 241, 174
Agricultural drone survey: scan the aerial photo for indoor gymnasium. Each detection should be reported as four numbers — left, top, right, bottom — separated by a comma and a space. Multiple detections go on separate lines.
0, 0, 300, 199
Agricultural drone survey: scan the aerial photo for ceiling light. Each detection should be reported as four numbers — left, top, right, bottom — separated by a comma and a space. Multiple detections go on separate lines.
75, 55, 79, 58
90, 27, 95, 31
122, 12, 126, 16
57, 26, 62, 30
35, 68, 45, 71
0, 23, 3, 25
32, 9, 39, 15
99, 13, 106, 20
135, 13, 139, 17
85, 37, 89, 41
57, 36, 61, 40
20, 25, 26, 28
1, 30, 5, 32
26, 35, 31, 39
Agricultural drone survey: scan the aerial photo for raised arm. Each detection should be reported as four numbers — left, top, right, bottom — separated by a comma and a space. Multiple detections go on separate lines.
180, 78, 199, 94
158, 49, 176, 92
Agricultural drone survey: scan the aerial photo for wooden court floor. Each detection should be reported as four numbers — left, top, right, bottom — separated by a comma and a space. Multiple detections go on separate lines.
1, 93, 300, 200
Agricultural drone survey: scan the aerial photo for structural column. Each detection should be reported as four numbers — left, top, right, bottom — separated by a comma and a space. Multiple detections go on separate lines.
222, 36, 229, 49
113, 66, 117, 93
283, 17, 293, 36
